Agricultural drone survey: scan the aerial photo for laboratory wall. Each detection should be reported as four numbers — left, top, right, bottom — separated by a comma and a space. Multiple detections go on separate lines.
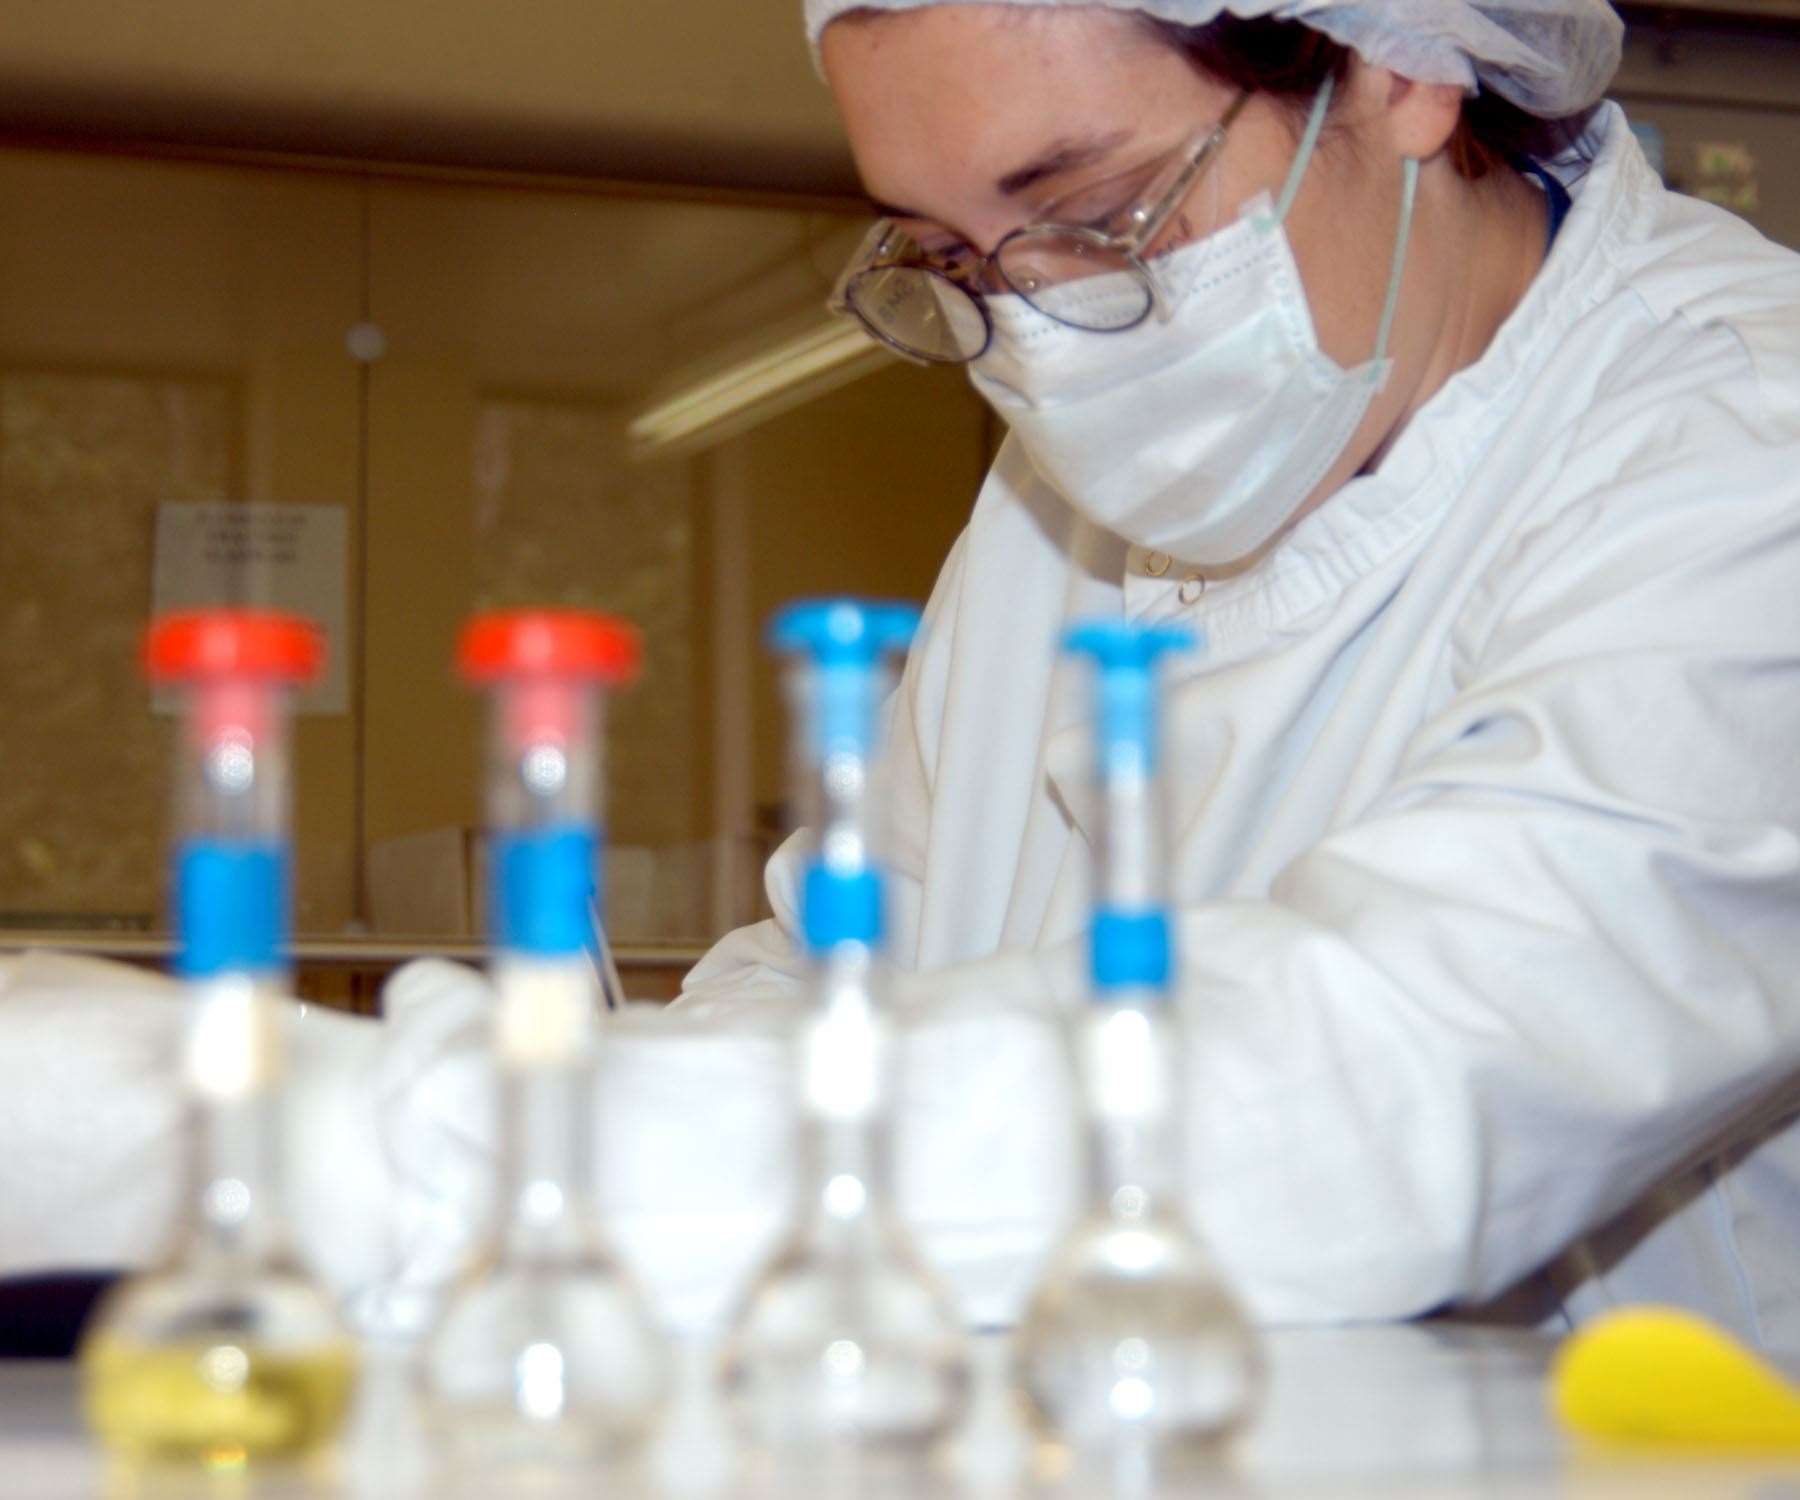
0, 150, 992, 961
0, 155, 363, 936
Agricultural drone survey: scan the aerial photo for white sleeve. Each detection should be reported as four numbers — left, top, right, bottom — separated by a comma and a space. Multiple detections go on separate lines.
670, 831, 811, 1017
911, 352, 1800, 1324
0, 951, 395, 1308
675, 530, 972, 1014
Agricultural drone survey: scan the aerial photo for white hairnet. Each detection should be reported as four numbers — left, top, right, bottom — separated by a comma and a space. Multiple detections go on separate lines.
804, 0, 1623, 117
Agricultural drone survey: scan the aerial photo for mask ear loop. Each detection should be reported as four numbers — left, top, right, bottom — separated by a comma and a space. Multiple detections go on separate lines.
1267, 73, 1417, 374
1270, 75, 1335, 226
1369, 157, 1419, 370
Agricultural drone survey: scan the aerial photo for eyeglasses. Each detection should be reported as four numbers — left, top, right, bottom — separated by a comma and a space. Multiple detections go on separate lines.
831, 92, 1251, 365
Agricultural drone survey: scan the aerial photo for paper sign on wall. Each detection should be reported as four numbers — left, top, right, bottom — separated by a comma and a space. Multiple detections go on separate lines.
1694, 141, 1760, 216
151, 503, 350, 715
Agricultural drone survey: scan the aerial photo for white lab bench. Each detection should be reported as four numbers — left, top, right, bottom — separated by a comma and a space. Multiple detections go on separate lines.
4, 1325, 1793, 1498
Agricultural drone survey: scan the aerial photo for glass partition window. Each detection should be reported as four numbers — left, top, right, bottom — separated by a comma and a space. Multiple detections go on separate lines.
0, 149, 990, 958
0, 370, 235, 929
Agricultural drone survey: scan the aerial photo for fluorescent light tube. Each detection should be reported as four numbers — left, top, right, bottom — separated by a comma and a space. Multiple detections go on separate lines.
628, 315, 890, 460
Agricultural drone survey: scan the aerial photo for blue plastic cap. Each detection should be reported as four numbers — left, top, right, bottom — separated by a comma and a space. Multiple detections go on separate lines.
1063, 619, 1198, 674
771, 598, 920, 761
768, 599, 920, 667
1064, 619, 1199, 774
1091, 907, 1171, 993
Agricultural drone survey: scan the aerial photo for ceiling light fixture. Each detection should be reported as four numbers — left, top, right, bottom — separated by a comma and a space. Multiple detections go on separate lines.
627, 314, 890, 460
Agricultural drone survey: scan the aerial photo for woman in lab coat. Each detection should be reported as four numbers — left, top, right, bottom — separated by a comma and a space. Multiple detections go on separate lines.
682, 0, 1800, 1349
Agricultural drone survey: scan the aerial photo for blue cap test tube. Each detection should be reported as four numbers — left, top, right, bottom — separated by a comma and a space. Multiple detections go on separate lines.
722, 599, 969, 1471
1015, 619, 1260, 1466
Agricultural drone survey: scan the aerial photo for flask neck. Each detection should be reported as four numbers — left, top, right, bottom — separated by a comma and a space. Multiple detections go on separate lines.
495, 1061, 594, 1262
181, 975, 289, 1269
793, 945, 895, 1248
1088, 747, 1174, 997
1094, 765, 1164, 924
489, 957, 600, 1262
1083, 670, 1180, 1209
186, 1092, 288, 1270
793, 1113, 893, 1250
1076, 997, 1186, 1222
788, 658, 891, 956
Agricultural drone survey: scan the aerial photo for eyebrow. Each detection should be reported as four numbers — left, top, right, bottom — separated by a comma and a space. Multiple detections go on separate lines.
995, 129, 1137, 198
862, 126, 1140, 226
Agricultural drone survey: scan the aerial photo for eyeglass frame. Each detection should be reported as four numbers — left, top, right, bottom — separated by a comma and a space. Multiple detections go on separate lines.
830, 89, 1253, 365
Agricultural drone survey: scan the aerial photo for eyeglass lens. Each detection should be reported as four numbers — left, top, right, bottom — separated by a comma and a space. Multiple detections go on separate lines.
846, 265, 990, 362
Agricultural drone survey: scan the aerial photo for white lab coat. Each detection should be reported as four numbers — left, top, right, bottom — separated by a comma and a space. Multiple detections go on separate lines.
681, 105, 1800, 1349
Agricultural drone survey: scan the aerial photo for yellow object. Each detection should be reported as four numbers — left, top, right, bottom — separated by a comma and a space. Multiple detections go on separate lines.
81, 1334, 356, 1466
1551, 1306, 1800, 1453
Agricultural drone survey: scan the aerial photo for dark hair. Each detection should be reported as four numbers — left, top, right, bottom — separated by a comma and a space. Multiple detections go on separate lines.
1141, 14, 1598, 179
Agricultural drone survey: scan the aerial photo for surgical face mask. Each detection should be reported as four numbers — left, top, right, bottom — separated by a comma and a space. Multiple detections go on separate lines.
969, 81, 1419, 568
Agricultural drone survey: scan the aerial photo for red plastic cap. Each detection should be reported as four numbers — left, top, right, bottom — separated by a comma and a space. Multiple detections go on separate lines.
457, 609, 641, 686
144, 610, 325, 685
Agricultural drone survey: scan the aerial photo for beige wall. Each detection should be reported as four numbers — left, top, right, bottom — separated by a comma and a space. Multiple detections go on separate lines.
739, 363, 988, 826
0, 152, 361, 932
0, 145, 990, 945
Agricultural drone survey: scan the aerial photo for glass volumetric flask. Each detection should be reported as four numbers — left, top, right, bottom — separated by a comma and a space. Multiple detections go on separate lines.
1016, 621, 1260, 1461
80, 610, 355, 1469
424, 610, 667, 1467
721, 599, 968, 1466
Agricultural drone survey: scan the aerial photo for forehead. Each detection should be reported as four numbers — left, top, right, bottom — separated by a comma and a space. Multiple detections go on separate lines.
821, 7, 1220, 205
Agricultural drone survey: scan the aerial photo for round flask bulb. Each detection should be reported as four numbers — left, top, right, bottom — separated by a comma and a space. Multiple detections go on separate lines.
1015, 1211, 1260, 1456
79, 1268, 354, 1465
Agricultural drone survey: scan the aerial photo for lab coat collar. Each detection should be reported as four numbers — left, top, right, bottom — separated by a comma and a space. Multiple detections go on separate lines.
1048, 105, 1656, 852
1130, 104, 1650, 649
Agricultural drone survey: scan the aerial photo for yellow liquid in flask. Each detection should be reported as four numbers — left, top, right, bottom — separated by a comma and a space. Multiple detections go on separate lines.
81, 1335, 356, 1466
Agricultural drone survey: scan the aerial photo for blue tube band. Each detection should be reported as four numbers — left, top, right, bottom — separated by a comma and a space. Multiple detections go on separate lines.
175, 839, 289, 978
802, 861, 884, 952
492, 824, 599, 957
1091, 907, 1171, 993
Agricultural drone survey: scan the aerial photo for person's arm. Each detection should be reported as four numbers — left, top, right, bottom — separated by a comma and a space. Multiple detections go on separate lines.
670, 830, 813, 1016
911, 335, 1800, 1322
0, 951, 394, 1306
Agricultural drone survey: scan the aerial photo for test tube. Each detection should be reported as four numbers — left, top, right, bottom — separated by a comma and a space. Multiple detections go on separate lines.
80, 609, 354, 1467
423, 608, 667, 1465
1014, 621, 1259, 1463
720, 599, 968, 1471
